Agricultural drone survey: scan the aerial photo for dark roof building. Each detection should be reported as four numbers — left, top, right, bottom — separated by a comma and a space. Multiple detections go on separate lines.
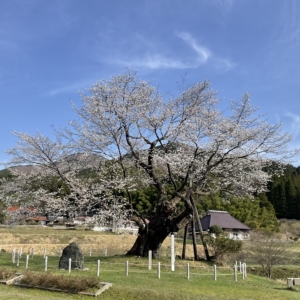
190, 210, 251, 240
201, 210, 250, 231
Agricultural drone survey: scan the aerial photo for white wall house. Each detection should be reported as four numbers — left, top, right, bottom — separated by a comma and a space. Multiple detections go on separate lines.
191, 210, 251, 240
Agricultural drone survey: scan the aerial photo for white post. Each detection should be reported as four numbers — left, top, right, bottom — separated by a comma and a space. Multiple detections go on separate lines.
187, 263, 190, 280
12, 249, 16, 264
25, 255, 29, 269
43, 248, 46, 258
97, 259, 100, 276
20, 247, 22, 258
244, 263, 247, 277
68, 258, 72, 273
214, 264, 217, 281
171, 234, 175, 271
90, 247, 92, 257
59, 247, 62, 256
125, 261, 129, 276
242, 263, 245, 280
44, 256, 48, 272
234, 264, 237, 281
104, 248, 107, 257
16, 251, 20, 267
240, 261, 242, 273
157, 262, 161, 279
148, 250, 152, 270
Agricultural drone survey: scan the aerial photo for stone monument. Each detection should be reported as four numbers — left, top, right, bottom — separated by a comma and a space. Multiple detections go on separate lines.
58, 242, 84, 270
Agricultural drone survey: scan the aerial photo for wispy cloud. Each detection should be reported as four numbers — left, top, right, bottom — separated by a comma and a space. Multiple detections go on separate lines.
208, 0, 234, 11
115, 54, 192, 70
177, 32, 235, 72
41, 79, 96, 97
112, 32, 234, 72
284, 112, 300, 138
176, 32, 211, 64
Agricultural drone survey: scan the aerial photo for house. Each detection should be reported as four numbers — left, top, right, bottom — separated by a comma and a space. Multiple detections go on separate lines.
6, 206, 47, 226
192, 210, 251, 240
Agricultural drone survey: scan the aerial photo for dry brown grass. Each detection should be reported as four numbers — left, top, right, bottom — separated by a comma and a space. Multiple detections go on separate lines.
0, 227, 204, 258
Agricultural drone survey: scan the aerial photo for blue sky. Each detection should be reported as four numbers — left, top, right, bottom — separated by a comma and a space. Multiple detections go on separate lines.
1, 0, 300, 167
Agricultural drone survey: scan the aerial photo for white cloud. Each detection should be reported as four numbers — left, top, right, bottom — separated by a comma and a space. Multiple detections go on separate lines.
284, 112, 300, 138
42, 79, 95, 97
176, 32, 211, 64
177, 32, 235, 72
106, 30, 234, 72
115, 54, 193, 70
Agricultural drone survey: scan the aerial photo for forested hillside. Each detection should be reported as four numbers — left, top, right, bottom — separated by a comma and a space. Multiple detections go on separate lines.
267, 164, 300, 219
2, 162, 300, 230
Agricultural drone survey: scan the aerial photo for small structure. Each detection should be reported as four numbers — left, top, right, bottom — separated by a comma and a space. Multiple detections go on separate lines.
58, 242, 84, 270
192, 210, 251, 240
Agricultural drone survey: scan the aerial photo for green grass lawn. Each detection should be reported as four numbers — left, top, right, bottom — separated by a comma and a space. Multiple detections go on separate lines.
0, 253, 299, 300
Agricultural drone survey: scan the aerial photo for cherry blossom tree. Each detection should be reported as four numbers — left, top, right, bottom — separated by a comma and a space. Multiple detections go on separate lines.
2, 132, 132, 227
62, 71, 297, 258
3, 71, 298, 258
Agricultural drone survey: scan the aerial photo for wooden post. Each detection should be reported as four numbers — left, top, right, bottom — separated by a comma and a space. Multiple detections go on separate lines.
20, 247, 22, 258
242, 263, 245, 280
190, 195, 210, 260
90, 247, 92, 257
125, 261, 129, 276
240, 261, 242, 273
44, 256, 48, 272
68, 258, 72, 273
171, 234, 175, 271
30, 247, 34, 258
187, 263, 190, 280
244, 263, 247, 277
157, 262, 161, 279
104, 248, 107, 256
58, 247, 62, 256
25, 255, 29, 269
148, 250, 152, 270
214, 264, 217, 281
191, 217, 198, 260
182, 223, 188, 259
97, 260, 100, 276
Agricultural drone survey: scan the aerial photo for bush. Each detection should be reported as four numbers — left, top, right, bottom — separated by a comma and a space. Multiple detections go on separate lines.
209, 225, 223, 236
0, 268, 17, 280
205, 235, 242, 265
21, 271, 100, 292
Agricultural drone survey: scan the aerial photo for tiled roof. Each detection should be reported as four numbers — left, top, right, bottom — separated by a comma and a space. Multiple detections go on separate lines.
7, 206, 20, 212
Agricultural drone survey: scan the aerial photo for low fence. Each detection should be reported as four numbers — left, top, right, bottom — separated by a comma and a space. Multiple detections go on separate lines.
0, 248, 247, 282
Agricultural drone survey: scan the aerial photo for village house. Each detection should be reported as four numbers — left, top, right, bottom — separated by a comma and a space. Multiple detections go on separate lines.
192, 210, 251, 240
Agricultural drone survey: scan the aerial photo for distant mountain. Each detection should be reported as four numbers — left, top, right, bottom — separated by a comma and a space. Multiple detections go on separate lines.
1, 153, 105, 176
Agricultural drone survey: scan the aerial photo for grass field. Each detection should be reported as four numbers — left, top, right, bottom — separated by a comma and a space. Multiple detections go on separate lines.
0, 226, 299, 299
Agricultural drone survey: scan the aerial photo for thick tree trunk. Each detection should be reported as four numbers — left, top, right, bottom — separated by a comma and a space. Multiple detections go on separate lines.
126, 224, 170, 258
127, 205, 192, 258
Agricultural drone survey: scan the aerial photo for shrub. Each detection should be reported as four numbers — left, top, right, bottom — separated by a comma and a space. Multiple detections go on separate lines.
21, 271, 100, 292
209, 225, 223, 236
0, 268, 17, 280
205, 236, 242, 265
